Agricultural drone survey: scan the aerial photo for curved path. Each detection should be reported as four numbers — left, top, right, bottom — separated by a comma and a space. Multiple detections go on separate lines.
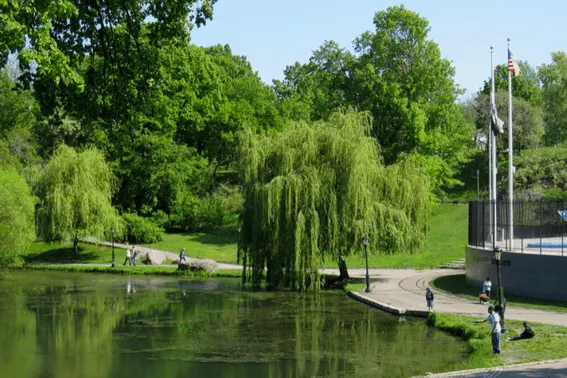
344, 268, 567, 378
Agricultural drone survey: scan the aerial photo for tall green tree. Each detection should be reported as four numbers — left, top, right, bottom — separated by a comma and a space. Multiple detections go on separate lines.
275, 6, 473, 198
539, 51, 567, 146
0, 166, 35, 271
35, 145, 121, 254
238, 110, 430, 291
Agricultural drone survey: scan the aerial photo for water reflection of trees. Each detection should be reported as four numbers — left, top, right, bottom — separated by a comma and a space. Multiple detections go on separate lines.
0, 274, 467, 378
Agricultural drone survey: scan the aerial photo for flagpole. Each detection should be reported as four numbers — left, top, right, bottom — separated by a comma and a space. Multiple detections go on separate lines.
488, 47, 493, 245
508, 38, 514, 249
491, 46, 497, 248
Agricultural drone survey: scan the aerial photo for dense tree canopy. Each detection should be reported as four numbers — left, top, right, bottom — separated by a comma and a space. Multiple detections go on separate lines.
238, 111, 430, 290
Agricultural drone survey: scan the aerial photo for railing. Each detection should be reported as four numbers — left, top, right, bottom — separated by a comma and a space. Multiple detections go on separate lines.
469, 200, 567, 256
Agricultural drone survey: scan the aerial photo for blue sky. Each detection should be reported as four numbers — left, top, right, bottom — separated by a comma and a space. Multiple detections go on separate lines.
191, 0, 566, 97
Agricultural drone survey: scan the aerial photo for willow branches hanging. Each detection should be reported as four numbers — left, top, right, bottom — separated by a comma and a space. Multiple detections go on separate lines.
238, 110, 430, 291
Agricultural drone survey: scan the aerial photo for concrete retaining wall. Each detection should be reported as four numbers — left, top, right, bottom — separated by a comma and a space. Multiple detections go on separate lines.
466, 245, 567, 301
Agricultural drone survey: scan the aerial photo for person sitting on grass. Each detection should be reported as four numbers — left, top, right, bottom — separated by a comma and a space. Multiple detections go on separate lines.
479, 292, 489, 304
507, 322, 535, 341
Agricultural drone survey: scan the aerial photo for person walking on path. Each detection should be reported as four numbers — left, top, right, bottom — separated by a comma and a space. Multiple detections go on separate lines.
474, 304, 502, 354
179, 248, 187, 263
131, 246, 138, 266
507, 321, 535, 341
483, 277, 492, 299
425, 287, 434, 312
123, 247, 132, 266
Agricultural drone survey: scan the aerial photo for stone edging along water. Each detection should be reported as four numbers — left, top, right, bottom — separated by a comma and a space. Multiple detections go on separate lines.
347, 291, 430, 318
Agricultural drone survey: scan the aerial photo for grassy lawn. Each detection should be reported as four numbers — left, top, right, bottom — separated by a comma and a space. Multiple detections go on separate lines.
24, 203, 468, 269
430, 312, 567, 370
431, 274, 567, 313
23, 241, 121, 264
144, 232, 239, 264
338, 204, 468, 269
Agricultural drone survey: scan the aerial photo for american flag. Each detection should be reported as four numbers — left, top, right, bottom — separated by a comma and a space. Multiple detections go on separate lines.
508, 49, 520, 77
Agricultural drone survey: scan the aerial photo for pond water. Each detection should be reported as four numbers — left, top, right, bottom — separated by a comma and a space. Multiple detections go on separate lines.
0, 271, 468, 378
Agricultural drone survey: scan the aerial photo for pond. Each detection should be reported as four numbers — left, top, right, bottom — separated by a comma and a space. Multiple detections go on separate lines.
0, 271, 468, 377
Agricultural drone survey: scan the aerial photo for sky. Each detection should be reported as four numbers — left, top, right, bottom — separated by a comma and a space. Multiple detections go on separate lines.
190, 0, 567, 97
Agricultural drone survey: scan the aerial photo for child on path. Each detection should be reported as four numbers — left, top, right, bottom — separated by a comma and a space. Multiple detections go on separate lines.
479, 292, 489, 304
123, 247, 132, 266
483, 277, 492, 298
474, 305, 501, 354
425, 287, 434, 312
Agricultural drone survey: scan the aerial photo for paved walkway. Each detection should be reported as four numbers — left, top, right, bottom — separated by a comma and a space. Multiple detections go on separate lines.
342, 268, 567, 377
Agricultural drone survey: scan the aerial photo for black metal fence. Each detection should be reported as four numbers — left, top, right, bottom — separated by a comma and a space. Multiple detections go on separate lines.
469, 200, 567, 254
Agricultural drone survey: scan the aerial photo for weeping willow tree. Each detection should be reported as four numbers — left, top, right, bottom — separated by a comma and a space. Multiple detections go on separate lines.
36, 145, 121, 255
238, 110, 430, 291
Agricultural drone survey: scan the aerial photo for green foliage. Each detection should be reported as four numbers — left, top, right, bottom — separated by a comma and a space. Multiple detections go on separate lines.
0, 166, 35, 269
275, 6, 473, 197
238, 110, 431, 291
35, 145, 121, 252
513, 147, 567, 193
471, 91, 544, 152
121, 213, 164, 244
539, 51, 567, 146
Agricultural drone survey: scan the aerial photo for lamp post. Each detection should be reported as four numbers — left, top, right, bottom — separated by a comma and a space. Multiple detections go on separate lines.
111, 226, 117, 267
493, 247, 502, 304
237, 225, 242, 262
362, 236, 370, 293
493, 247, 506, 332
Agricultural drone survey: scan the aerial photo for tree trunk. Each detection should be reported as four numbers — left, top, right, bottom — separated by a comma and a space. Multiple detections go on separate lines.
73, 236, 79, 256
338, 256, 349, 280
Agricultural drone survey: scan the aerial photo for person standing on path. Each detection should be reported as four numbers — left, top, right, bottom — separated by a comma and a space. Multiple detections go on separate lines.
131, 246, 137, 266
425, 287, 434, 312
123, 247, 132, 266
179, 248, 187, 263
474, 305, 501, 354
483, 277, 492, 299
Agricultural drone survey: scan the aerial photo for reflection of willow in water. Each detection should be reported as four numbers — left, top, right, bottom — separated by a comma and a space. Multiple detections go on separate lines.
0, 281, 131, 378
0, 273, 468, 378
116, 290, 467, 378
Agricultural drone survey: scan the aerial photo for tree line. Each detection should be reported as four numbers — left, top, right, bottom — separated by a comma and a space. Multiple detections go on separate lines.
1, 3, 566, 286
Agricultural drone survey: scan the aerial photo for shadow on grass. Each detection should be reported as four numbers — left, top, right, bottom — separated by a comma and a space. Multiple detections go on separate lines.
24, 246, 98, 263
432, 274, 567, 312
190, 232, 237, 246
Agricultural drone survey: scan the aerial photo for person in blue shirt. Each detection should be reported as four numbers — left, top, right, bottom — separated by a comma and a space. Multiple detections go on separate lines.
179, 248, 187, 263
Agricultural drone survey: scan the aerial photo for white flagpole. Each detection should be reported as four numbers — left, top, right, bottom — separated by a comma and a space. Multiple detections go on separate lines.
491, 46, 498, 247
508, 38, 514, 249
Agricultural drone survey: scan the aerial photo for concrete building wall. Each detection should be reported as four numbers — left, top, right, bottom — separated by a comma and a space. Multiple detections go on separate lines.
466, 246, 567, 302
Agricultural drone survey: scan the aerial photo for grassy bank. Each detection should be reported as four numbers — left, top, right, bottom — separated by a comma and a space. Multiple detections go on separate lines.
20, 264, 242, 278
429, 312, 567, 370
431, 274, 567, 313
24, 241, 119, 264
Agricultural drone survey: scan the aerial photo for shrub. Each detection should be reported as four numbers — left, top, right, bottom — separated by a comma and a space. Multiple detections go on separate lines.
121, 213, 164, 244
169, 184, 243, 233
